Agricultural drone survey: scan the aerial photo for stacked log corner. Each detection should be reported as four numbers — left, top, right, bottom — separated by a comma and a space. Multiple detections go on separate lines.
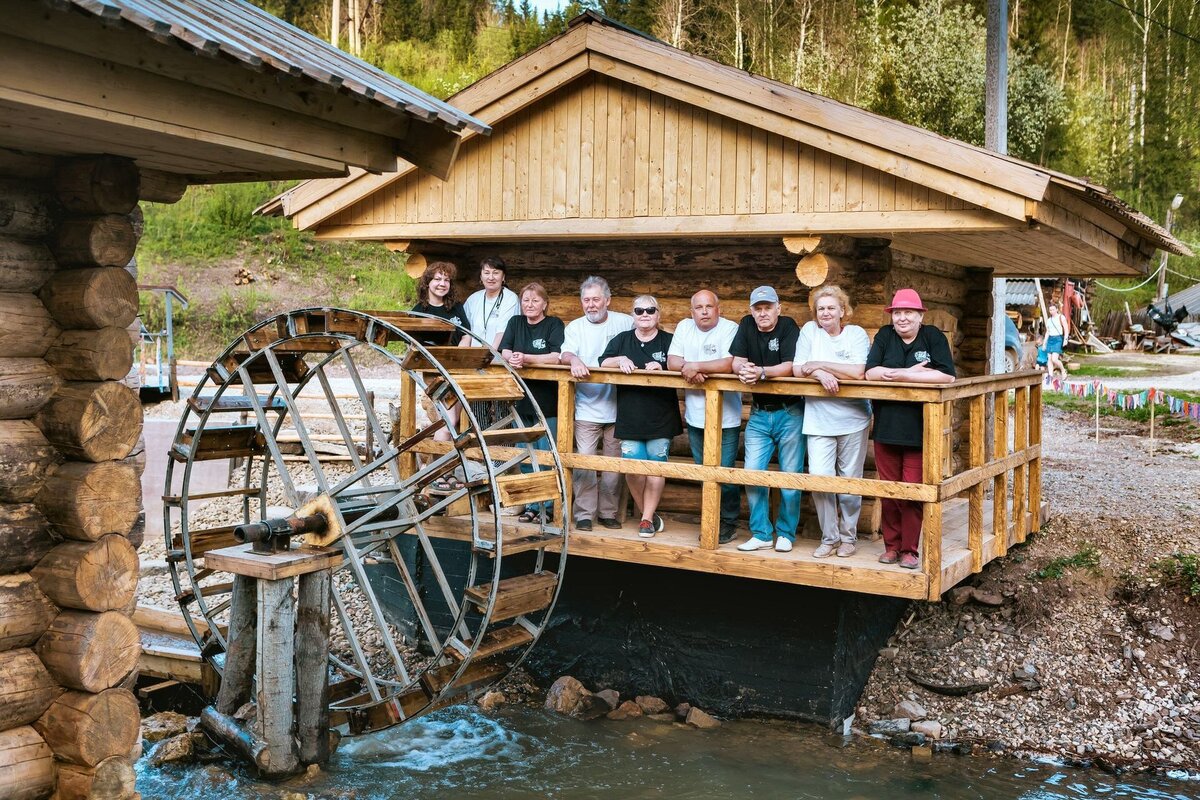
0, 153, 151, 800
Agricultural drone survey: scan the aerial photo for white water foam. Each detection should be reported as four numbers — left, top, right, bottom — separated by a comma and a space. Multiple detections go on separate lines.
338, 710, 528, 772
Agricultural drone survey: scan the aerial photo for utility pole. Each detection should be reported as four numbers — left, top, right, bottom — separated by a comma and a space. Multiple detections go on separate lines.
1154, 193, 1184, 305
986, 0, 1008, 376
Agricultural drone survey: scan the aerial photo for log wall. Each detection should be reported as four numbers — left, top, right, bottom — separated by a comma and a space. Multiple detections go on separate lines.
0, 150, 168, 800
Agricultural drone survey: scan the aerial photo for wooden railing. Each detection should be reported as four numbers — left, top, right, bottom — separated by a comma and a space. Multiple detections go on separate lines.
413, 365, 1043, 601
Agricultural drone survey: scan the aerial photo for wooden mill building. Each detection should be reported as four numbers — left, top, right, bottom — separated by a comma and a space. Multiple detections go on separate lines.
271, 12, 1187, 723
0, 0, 482, 796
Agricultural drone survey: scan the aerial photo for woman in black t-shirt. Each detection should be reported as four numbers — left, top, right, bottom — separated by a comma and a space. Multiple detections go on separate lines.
865, 289, 956, 570
500, 282, 565, 522
600, 295, 682, 538
410, 261, 472, 493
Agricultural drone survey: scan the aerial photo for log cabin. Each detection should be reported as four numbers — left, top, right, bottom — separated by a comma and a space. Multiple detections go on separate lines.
268, 12, 1189, 724
0, 0, 483, 794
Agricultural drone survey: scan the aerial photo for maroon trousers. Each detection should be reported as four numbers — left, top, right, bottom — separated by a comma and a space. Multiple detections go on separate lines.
874, 441, 924, 556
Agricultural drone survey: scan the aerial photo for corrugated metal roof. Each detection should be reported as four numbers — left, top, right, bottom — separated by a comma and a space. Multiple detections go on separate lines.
1167, 281, 1200, 319
57, 0, 489, 136
1005, 279, 1040, 307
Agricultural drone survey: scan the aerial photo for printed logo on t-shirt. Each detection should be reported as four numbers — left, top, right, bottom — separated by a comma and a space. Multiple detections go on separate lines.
532, 338, 546, 350
450, 316, 463, 326
703, 343, 718, 356
914, 350, 930, 363
651, 351, 666, 363
768, 338, 779, 352
836, 348, 851, 360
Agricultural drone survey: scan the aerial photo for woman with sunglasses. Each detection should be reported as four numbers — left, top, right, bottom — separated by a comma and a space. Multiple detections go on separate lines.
599, 296, 681, 537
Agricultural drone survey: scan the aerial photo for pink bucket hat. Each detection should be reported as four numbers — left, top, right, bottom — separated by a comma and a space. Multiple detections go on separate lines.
885, 288, 926, 312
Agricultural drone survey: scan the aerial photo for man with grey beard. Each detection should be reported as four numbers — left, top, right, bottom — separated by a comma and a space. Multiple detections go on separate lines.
560, 276, 633, 531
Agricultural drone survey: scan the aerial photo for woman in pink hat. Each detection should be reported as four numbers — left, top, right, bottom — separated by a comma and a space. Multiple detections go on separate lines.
865, 289, 956, 570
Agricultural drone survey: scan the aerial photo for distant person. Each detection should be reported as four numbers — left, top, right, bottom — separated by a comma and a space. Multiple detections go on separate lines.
500, 282, 565, 523
560, 276, 633, 531
865, 289, 956, 570
463, 256, 519, 350
667, 290, 742, 545
600, 296, 681, 537
794, 285, 871, 559
1044, 303, 1069, 380
730, 286, 803, 553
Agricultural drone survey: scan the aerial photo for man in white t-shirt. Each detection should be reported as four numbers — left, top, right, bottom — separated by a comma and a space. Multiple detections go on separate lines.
667, 290, 742, 544
560, 276, 633, 531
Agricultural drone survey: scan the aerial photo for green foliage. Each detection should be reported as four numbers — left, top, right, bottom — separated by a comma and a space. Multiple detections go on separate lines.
1152, 553, 1200, 598
1034, 544, 1101, 580
1067, 363, 1137, 378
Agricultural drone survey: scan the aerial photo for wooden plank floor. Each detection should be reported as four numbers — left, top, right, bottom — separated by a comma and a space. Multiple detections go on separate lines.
420, 499, 1049, 601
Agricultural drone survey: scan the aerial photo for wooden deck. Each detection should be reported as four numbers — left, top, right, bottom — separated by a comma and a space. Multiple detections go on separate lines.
423, 498, 1048, 600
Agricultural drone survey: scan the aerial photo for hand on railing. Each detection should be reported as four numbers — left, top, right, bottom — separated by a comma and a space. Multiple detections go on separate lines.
679, 362, 707, 384
811, 368, 840, 394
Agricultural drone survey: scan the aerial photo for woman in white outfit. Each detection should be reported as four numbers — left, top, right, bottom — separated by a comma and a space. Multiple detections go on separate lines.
794, 285, 872, 559
462, 256, 520, 350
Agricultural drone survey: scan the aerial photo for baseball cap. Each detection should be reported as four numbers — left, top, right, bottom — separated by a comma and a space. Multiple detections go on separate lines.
885, 288, 927, 312
749, 286, 779, 305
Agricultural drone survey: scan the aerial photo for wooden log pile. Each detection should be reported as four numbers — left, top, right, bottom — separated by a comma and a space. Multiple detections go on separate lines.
0, 152, 183, 800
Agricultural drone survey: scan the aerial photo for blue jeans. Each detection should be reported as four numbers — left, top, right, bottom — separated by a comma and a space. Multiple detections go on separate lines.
518, 413, 557, 514
620, 438, 671, 462
743, 405, 806, 542
687, 425, 740, 526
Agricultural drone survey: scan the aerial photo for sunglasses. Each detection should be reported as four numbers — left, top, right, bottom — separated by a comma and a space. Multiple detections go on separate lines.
633, 306, 658, 315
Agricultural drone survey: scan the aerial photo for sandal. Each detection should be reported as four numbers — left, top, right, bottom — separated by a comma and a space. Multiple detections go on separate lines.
517, 509, 539, 524
428, 476, 465, 495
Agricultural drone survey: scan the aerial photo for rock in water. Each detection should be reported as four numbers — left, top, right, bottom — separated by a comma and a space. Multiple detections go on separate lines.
478, 691, 506, 712
893, 700, 927, 721
912, 720, 943, 739
595, 689, 620, 710
674, 702, 692, 721
607, 701, 644, 720
149, 732, 200, 766
686, 707, 721, 729
142, 711, 190, 743
635, 695, 669, 715
545, 676, 589, 715
891, 731, 927, 747
870, 718, 911, 736
574, 695, 612, 721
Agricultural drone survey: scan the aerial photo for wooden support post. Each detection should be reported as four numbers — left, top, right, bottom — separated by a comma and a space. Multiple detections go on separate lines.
1012, 386, 1029, 543
967, 394, 985, 574
296, 569, 331, 765
699, 389, 721, 551
555, 380, 575, 529
992, 390, 1009, 558
1028, 382, 1042, 532
921, 401, 944, 597
214, 575, 256, 716
398, 372, 416, 479
256, 577, 298, 775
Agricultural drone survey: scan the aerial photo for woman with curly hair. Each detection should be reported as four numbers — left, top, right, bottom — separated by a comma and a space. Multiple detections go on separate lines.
411, 261, 470, 347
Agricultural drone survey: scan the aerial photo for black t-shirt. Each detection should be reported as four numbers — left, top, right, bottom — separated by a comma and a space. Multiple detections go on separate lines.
599, 329, 682, 441
499, 315, 565, 421
729, 315, 802, 409
410, 301, 469, 346
865, 324, 957, 448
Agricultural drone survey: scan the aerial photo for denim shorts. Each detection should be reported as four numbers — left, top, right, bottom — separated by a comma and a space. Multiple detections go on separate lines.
620, 437, 671, 462
1046, 335, 1064, 354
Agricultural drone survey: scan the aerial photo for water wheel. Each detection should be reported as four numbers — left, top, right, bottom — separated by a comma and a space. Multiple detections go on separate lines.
164, 308, 568, 734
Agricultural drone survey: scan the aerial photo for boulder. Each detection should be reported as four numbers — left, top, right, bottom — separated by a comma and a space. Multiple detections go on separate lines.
635, 695, 669, 715
971, 588, 1004, 607
893, 700, 927, 720
478, 691, 506, 712
574, 694, 612, 721
869, 718, 911, 736
912, 720, 943, 739
948, 586, 974, 605
142, 711, 190, 743
890, 731, 927, 747
148, 732, 201, 766
595, 689, 620, 710
647, 713, 676, 724
686, 707, 721, 729
674, 702, 692, 722
545, 676, 589, 715
606, 701, 643, 721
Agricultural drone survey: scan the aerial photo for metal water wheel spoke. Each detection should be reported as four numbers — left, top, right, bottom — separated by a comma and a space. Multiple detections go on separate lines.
166, 309, 570, 734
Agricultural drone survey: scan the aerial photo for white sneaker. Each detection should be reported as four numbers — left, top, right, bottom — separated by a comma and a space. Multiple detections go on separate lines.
836, 541, 857, 557
812, 543, 836, 558
737, 537, 775, 552
774, 537, 793, 553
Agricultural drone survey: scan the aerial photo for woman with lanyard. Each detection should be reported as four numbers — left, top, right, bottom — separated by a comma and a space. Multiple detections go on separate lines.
599, 295, 681, 537
1043, 302, 1069, 380
865, 289, 955, 570
462, 257, 520, 350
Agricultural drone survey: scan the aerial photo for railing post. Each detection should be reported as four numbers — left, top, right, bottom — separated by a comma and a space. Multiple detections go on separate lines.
992, 388, 1010, 558
922, 400, 945, 599
1012, 385, 1029, 543
556, 377, 576, 530
967, 393, 986, 574
699, 388, 721, 550
1028, 381, 1042, 534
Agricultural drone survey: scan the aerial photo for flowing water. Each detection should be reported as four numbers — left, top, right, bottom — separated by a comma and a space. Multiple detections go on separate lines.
136, 705, 1196, 799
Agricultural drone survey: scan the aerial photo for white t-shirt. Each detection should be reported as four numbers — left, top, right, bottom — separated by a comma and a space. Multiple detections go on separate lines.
795, 321, 871, 436
667, 317, 742, 429
463, 287, 519, 348
561, 311, 634, 424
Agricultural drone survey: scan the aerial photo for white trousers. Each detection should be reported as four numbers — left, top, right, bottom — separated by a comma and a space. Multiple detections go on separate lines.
807, 428, 870, 545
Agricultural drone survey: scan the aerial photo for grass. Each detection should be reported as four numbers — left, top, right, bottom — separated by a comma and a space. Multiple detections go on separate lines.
1042, 389, 1194, 426
1034, 544, 1102, 580
1151, 553, 1200, 599
1067, 363, 1137, 378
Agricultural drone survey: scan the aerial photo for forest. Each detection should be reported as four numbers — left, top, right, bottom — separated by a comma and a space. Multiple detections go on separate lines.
245, 0, 1199, 314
